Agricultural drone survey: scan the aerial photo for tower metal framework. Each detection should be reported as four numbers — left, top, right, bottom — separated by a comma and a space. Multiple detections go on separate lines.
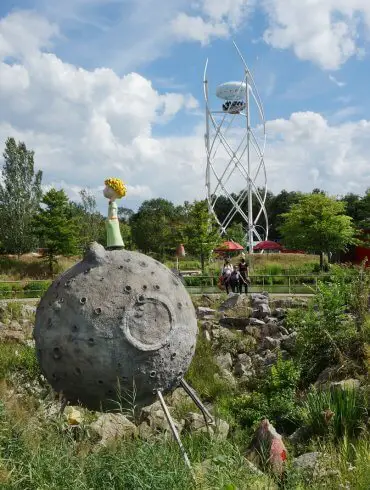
203, 42, 268, 253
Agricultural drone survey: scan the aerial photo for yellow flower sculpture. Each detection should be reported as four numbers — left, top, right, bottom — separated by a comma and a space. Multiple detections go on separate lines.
104, 177, 126, 198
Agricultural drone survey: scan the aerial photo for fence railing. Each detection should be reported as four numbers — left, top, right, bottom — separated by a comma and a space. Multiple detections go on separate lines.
183, 274, 321, 295
0, 274, 327, 299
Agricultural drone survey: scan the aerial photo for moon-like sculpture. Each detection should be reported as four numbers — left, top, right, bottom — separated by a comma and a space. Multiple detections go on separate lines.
34, 243, 198, 410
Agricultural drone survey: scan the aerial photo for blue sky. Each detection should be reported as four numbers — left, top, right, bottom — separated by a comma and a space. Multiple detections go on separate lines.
0, 0, 369, 212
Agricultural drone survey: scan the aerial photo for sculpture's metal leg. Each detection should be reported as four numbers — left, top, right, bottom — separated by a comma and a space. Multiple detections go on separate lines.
180, 379, 214, 432
157, 390, 194, 477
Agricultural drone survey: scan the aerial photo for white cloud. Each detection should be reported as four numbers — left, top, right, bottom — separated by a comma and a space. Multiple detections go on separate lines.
171, 13, 228, 45
1, 8, 370, 219
171, 0, 251, 44
329, 75, 346, 87
0, 10, 203, 210
266, 112, 370, 195
261, 0, 370, 70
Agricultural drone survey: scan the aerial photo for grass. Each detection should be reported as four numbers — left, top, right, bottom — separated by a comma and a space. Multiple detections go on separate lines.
303, 386, 368, 439
0, 255, 77, 280
0, 344, 40, 379
0, 390, 368, 489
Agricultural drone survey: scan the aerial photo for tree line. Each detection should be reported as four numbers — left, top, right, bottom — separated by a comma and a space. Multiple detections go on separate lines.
0, 138, 366, 272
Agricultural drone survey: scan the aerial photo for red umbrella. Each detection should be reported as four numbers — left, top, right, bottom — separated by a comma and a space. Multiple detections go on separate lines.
214, 240, 244, 252
253, 240, 283, 251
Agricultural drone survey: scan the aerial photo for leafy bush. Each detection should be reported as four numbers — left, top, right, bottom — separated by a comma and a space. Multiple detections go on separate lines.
23, 280, 50, 298
288, 273, 366, 385
228, 356, 302, 434
303, 386, 368, 439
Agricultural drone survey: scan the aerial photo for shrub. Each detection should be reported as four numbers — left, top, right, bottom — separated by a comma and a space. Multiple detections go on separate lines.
289, 275, 366, 385
228, 356, 302, 434
23, 280, 50, 298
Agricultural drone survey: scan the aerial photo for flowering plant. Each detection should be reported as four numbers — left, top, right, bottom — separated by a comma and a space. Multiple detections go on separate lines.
104, 177, 126, 198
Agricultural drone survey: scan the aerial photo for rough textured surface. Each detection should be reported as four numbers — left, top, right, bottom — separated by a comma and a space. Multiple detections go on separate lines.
34, 242, 197, 410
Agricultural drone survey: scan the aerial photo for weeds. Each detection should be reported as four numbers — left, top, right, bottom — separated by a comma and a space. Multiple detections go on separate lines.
303, 386, 368, 439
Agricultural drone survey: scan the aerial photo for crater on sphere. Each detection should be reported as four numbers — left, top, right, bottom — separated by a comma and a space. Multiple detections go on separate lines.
122, 297, 173, 351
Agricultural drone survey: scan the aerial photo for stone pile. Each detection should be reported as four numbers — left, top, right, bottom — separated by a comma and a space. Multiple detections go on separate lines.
196, 292, 303, 386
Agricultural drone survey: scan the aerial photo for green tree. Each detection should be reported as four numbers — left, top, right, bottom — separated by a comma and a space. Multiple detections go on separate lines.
0, 137, 42, 255
71, 189, 104, 253
268, 189, 302, 240
130, 198, 180, 258
226, 222, 246, 247
185, 200, 220, 272
33, 189, 78, 274
279, 193, 357, 269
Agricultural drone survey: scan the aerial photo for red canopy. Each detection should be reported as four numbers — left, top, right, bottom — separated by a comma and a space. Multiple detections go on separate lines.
254, 240, 283, 251
214, 241, 244, 252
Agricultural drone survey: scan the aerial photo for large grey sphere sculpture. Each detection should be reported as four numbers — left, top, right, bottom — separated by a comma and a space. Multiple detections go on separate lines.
34, 243, 198, 410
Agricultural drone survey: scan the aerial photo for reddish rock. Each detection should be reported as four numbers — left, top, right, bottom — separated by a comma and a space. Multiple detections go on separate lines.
247, 419, 287, 476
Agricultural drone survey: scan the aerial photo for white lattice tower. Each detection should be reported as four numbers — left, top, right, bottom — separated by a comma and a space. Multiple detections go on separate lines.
203, 42, 268, 253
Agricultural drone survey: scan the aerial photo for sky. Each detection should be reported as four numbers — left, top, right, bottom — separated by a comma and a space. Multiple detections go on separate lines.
0, 0, 370, 212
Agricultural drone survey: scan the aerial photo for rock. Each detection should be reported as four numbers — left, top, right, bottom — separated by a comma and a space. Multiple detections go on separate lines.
185, 413, 229, 440
90, 413, 138, 445
255, 303, 271, 319
248, 318, 265, 327
214, 369, 237, 389
262, 350, 278, 367
200, 320, 213, 332
277, 325, 289, 336
196, 307, 216, 319
65, 406, 83, 425
288, 426, 310, 445
219, 294, 248, 311
214, 418, 229, 440
261, 322, 280, 337
237, 353, 252, 367
280, 332, 297, 352
9, 320, 22, 330
273, 308, 286, 319
293, 452, 321, 472
262, 337, 281, 350
247, 419, 287, 476
185, 412, 208, 432
250, 293, 269, 305
315, 366, 338, 385
137, 421, 153, 440
215, 353, 233, 371
169, 387, 188, 407
212, 327, 238, 343
141, 400, 184, 434
219, 317, 250, 329
203, 330, 211, 342
330, 379, 360, 391
0, 330, 26, 343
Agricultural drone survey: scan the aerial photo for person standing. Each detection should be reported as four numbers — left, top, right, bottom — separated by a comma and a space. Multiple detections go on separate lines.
238, 258, 249, 294
221, 260, 233, 294
229, 266, 241, 293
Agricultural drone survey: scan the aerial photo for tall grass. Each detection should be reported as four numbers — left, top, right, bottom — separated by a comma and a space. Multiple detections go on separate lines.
303, 386, 368, 439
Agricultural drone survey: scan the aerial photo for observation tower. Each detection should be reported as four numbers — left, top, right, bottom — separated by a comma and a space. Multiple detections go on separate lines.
203, 42, 268, 253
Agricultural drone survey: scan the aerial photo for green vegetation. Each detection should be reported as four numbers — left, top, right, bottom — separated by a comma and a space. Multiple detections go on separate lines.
33, 189, 79, 274
0, 266, 369, 489
0, 137, 42, 256
279, 193, 357, 269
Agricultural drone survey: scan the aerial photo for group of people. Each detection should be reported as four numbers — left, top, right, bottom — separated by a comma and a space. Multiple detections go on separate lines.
221, 258, 250, 294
